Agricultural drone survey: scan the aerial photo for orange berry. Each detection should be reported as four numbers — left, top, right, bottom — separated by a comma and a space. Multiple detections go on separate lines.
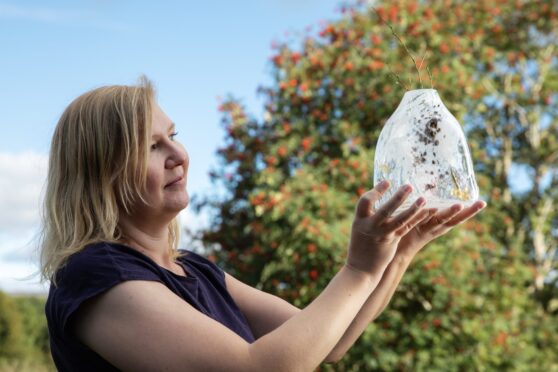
309, 269, 319, 280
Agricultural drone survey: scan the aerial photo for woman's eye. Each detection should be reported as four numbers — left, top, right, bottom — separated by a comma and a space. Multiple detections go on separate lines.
151, 132, 178, 150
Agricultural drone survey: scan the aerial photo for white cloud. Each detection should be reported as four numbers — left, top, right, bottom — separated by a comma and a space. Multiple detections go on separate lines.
0, 260, 47, 295
0, 152, 48, 236
0, 152, 46, 293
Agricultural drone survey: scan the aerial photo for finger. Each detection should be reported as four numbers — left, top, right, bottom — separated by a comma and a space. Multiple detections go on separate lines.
355, 180, 390, 218
429, 203, 464, 226
444, 200, 486, 227
385, 196, 425, 232
429, 201, 485, 236
420, 204, 464, 236
375, 184, 413, 219
355, 180, 390, 217
421, 208, 439, 224
394, 205, 432, 236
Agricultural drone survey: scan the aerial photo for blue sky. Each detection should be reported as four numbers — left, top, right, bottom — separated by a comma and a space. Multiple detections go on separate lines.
0, 0, 344, 293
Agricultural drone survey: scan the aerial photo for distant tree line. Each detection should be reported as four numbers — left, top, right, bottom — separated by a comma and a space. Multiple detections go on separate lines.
0, 291, 54, 371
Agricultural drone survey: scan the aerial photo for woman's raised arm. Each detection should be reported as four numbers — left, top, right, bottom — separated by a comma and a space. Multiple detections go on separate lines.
73, 182, 428, 371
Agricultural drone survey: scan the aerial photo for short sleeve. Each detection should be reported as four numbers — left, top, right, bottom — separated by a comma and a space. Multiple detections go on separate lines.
47, 243, 163, 336
45, 242, 255, 370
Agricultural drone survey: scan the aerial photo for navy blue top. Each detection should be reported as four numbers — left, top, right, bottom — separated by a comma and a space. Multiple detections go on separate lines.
45, 242, 254, 371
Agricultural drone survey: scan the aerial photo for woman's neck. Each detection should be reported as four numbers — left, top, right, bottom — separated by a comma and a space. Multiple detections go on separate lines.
118, 215, 175, 268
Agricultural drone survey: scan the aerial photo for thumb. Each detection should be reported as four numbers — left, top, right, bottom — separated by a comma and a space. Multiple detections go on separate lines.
355, 181, 390, 218
355, 195, 374, 218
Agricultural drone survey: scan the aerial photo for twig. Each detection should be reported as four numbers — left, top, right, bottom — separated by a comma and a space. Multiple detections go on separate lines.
427, 66, 433, 89
417, 49, 429, 89
387, 63, 409, 90
373, 7, 421, 89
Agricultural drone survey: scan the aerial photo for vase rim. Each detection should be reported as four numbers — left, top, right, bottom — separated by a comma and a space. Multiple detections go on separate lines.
404, 88, 438, 93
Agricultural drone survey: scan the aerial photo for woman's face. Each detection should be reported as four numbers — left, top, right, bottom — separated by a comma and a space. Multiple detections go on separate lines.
136, 104, 189, 219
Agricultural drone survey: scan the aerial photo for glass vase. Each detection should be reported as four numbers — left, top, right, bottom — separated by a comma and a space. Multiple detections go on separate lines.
373, 89, 479, 213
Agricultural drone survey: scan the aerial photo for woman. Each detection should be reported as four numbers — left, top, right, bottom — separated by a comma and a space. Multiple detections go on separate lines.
41, 77, 485, 371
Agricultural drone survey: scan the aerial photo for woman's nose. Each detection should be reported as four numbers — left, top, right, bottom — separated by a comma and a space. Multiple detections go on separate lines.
165, 143, 188, 169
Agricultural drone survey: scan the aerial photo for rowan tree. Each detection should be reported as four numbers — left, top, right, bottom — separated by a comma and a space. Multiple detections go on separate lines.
193, 0, 558, 369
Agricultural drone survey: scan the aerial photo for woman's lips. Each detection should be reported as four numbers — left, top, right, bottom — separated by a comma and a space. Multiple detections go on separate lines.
165, 176, 185, 188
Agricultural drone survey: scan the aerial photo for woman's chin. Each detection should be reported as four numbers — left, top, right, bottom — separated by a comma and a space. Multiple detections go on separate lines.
171, 193, 189, 212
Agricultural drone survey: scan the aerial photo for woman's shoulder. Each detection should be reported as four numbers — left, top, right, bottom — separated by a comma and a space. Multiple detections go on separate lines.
46, 242, 165, 339
57, 242, 161, 285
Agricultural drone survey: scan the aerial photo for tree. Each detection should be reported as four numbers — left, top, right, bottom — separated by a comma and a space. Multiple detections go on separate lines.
0, 291, 24, 360
193, 0, 558, 369
14, 296, 52, 363
0, 292, 54, 370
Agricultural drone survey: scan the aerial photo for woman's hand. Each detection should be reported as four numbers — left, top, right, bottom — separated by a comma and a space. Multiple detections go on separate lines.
346, 181, 432, 277
396, 200, 487, 260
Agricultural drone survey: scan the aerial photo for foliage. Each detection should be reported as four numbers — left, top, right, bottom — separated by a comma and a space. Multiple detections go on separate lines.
0, 291, 24, 359
194, 0, 558, 370
14, 296, 52, 364
0, 291, 54, 371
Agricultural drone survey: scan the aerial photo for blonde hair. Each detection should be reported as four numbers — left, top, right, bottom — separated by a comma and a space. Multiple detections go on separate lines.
40, 76, 180, 284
